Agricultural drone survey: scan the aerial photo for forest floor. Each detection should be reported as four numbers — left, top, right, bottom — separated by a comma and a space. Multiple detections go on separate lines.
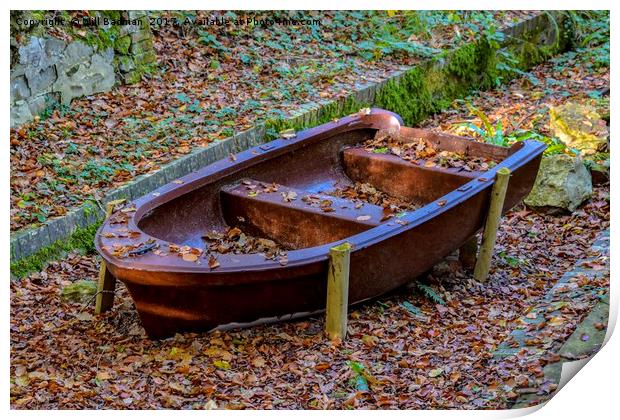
10, 40, 610, 408
9, 188, 609, 409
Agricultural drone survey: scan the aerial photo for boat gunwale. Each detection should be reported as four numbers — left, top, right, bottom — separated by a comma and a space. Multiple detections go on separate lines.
95, 109, 546, 276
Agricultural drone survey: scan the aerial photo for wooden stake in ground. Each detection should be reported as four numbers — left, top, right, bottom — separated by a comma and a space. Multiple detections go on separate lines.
474, 168, 511, 282
325, 242, 352, 340
95, 199, 125, 314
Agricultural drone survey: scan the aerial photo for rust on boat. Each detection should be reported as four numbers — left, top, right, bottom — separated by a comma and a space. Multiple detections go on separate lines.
95, 108, 546, 338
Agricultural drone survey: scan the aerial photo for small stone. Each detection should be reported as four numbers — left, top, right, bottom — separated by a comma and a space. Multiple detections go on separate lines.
61, 280, 98, 304
53, 47, 115, 104
118, 56, 136, 73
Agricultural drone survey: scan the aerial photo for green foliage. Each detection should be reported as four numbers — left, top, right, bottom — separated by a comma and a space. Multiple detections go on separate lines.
550, 11, 609, 71
11, 222, 101, 279
416, 283, 446, 305
263, 13, 572, 139
346, 361, 370, 392
497, 251, 522, 267
569, 11, 609, 49
457, 104, 572, 154
198, 31, 228, 52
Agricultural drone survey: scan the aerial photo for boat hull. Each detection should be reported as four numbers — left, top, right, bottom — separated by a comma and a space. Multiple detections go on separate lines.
96, 109, 545, 338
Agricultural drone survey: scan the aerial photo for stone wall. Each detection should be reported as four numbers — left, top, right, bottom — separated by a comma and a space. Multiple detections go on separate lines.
10, 10, 157, 127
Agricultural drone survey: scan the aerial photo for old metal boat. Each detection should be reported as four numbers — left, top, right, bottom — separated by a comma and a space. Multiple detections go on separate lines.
95, 108, 545, 338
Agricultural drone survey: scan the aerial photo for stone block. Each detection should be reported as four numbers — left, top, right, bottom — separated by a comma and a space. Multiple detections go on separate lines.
27, 94, 49, 116
25, 65, 57, 95
60, 41, 93, 68
524, 154, 593, 213
130, 38, 154, 55
10, 75, 30, 102
130, 29, 152, 44
118, 56, 136, 73
54, 47, 115, 104
10, 100, 33, 127
136, 50, 157, 65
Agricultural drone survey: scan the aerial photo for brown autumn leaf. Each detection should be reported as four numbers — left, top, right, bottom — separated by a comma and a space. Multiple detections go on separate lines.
251, 356, 266, 368
208, 255, 220, 269
182, 253, 199, 262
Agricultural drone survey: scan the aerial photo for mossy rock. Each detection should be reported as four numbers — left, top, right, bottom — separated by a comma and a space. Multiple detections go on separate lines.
61, 279, 97, 304
549, 102, 609, 156
114, 35, 131, 55
524, 154, 593, 213
586, 159, 610, 185
123, 70, 142, 84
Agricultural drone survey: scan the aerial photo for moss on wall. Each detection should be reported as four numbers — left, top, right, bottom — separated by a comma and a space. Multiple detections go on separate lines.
10, 222, 101, 279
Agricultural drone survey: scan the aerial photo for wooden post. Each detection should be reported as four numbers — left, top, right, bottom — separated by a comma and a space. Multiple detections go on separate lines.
95, 199, 124, 314
325, 242, 352, 340
459, 236, 479, 270
474, 168, 511, 282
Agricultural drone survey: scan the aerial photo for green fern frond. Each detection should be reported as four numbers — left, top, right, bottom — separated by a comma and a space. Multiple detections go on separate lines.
416, 283, 446, 305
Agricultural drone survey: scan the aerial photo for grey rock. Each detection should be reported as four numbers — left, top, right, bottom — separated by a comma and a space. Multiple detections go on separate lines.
130, 29, 152, 43
559, 295, 609, 359
19, 37, 64, 93
118, 56, 135, 73
10, 75, 30, 102
62, 41, 94, 68
25, 65, 57, 94
54, 48, 115, 104
43, 37, 66, 64
524, 154, 593, 212
18, 37, 46, 67
27, 94, 49, 116
10, 100, 33, 127
127, 10, 148, 21
11, 63, 26, 78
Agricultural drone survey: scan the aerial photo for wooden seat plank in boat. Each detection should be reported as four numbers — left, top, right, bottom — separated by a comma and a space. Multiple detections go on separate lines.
395, 127, 511, 162
342, 147, 479, 203
221, 179, 385, 249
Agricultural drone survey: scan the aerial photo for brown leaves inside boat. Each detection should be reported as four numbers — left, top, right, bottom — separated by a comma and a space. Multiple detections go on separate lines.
363, 132, 497, 172
323, 181, 420, 221
202, 226, 290, 261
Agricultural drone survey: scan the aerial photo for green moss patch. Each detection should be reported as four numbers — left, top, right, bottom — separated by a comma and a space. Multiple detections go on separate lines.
10, 222, 101, 280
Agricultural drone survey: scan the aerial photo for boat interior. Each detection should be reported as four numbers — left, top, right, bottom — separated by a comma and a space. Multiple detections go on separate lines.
137, 126, 513, 253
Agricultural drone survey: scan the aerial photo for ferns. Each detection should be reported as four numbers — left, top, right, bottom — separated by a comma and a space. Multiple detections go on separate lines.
416, 283, 446, 306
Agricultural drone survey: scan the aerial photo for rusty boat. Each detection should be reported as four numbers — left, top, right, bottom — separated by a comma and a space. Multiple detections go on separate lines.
95, 108, 545, 338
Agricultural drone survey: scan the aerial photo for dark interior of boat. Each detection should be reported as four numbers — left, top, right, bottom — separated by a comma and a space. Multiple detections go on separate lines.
137, 127, 512, 252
